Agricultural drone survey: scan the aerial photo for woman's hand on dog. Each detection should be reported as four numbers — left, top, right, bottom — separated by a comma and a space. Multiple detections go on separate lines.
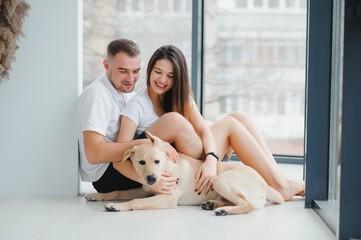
148, 172, 178, 194
195, 157, 217, 195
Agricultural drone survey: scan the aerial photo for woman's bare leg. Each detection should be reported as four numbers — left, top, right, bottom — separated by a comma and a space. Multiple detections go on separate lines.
228, 111, 274, 160
228, 111, 305, 196
147, 112, 204, 159
228, 111, 305, 197
210, 116, 304, 201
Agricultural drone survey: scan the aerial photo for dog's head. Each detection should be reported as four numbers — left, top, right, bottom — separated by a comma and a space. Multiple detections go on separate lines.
122, 131, 168, 186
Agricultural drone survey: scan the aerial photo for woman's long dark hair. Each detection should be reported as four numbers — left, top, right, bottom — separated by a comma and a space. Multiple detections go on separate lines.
146, 45, 193, 120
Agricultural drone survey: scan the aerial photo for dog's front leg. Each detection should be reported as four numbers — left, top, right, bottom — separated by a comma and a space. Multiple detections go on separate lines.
104, 194, 178, 212
85, 188, 150, 201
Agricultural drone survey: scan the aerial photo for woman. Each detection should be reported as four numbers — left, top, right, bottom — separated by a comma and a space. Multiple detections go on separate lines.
118, 45, 304, 201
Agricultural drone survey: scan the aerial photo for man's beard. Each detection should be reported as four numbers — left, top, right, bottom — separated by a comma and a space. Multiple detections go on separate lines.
108, 73, 134, 93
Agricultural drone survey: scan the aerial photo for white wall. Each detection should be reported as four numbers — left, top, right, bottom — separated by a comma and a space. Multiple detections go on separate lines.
0, 0, 80, 196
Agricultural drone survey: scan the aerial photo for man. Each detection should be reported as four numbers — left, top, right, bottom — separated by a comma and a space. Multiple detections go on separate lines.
76, 39, 203, 194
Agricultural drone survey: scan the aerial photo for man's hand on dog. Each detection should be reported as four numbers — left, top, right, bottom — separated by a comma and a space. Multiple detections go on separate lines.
148, 172, 178, 195
162, 141, 179, 163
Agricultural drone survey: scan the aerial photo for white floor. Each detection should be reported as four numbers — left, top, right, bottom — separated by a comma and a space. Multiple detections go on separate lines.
0, 164, 335, 240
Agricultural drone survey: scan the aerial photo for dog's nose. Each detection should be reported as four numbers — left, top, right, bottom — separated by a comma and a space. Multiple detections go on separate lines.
146, 174, 156, 185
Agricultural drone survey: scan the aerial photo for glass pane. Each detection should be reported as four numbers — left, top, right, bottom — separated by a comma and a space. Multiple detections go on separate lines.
83, 0, 192, 90
203, 0, 307, 156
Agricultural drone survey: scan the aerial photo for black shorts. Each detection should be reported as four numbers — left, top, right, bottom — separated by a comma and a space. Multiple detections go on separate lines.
92, 163, 142, 193
92, 131, 147, 193
135, 131, 147, 139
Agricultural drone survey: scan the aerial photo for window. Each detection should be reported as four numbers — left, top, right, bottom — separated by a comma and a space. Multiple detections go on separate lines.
83, 0, 192, 90
204, 0, 307, 156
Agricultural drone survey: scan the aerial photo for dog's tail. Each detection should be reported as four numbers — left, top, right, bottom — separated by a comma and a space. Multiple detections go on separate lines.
266, 186, 284, 204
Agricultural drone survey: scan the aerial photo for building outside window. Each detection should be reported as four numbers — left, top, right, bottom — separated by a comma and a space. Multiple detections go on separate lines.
203, 0, 307, 156
83, 0, 193, 92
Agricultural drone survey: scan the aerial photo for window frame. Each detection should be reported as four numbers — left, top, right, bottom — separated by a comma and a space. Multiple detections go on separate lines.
305, 0, 361, 238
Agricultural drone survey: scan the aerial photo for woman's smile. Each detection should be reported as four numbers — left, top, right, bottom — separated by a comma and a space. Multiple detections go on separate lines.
155, 81, 167, 89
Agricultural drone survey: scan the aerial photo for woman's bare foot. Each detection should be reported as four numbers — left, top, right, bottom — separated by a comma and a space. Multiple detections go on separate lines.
277, 180, 305, 201
296, 191, 305, 197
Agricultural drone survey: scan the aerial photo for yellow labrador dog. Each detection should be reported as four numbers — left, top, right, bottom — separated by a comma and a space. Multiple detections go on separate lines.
86, 132, 284, 216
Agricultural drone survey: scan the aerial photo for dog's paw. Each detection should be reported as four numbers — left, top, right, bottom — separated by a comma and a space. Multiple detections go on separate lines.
104, 203, 120, 212
214, 208, 229, 216
85, 193, 104, 201
201, 201, 216, 210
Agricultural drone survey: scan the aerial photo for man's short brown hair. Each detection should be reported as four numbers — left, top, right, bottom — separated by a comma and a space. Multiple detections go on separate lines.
106, 39, 140, 59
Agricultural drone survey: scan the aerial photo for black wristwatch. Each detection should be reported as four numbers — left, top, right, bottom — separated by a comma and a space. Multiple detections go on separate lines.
205, 152, 219, 161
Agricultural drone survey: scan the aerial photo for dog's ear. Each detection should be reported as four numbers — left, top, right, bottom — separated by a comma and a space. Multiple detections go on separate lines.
145, 130, 162, 146
121, 146, 138, 163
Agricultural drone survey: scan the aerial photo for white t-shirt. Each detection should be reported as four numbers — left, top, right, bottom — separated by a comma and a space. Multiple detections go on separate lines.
75, 73, 135, 182
121, 87, 159, 137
